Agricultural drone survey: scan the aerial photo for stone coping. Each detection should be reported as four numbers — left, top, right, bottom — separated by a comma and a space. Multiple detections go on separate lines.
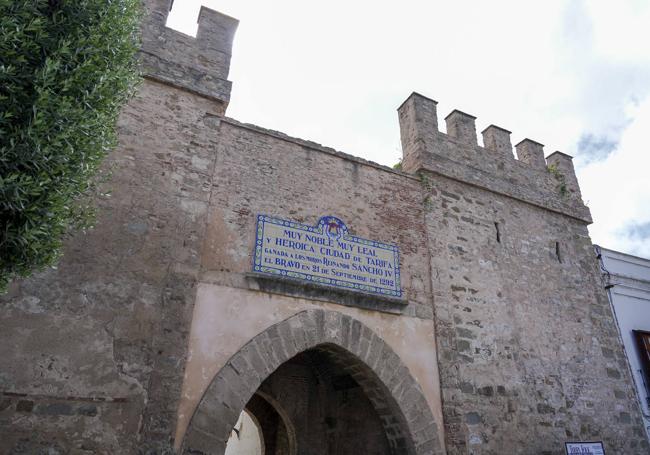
245, 273, 408, 315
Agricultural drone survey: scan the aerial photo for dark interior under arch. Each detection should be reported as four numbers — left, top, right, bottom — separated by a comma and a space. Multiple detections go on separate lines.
240, 347, 395, 455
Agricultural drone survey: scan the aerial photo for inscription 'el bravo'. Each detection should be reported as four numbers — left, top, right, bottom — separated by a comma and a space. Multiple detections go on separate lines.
253, 215, 402, 298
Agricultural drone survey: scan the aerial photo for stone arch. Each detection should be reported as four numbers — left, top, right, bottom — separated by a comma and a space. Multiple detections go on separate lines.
181, 309, 442, 455
245, 392, 296, 455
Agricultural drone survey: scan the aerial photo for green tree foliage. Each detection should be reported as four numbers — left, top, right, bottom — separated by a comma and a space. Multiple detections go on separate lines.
0, 0, 141, 291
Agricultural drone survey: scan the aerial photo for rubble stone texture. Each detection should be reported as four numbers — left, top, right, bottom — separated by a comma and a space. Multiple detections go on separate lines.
0, 1, 647, 454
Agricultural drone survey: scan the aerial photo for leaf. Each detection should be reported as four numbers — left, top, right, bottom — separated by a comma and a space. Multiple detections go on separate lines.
0, 0, 142, 293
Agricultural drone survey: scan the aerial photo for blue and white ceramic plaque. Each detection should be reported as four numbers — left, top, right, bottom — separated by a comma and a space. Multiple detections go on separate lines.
253, 215, 402, 298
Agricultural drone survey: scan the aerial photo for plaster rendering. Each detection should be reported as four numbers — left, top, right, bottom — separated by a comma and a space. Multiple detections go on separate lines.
597, 246, 650, 442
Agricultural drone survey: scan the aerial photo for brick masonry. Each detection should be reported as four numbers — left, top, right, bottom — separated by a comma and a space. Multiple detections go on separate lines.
0, 1, 647, 454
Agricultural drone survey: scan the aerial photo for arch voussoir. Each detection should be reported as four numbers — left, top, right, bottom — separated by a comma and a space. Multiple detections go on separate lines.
238, 340, 272, 382
339, 313, 353, 347
366, 333, 385, 370
322, 309, 343, 342
276, 316, 301, 358
182, 309, 443, 455
229, 344, 262, 387
296, 309, 321, 346
264, 324, 291, 363
358, 324, 374, 361
348, 318, 363, 352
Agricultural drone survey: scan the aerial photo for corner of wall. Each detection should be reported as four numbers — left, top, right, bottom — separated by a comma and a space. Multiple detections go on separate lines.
396, 92, 590, 223
139, 0, 239, 114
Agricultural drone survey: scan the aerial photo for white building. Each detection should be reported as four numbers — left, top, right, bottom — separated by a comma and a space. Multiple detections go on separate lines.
596, 245, 650, 440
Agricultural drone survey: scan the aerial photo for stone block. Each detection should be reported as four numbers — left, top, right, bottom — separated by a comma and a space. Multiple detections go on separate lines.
445, 110, 478, 146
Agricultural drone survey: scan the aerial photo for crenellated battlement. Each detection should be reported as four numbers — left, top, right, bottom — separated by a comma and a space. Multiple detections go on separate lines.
398, 92, 590, 222
135, 2, 588, 223
140, 0, 238, 113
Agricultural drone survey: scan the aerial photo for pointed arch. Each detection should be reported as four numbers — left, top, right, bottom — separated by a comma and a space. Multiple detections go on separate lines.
245, 392, 296, 455
181, 309, 443, 455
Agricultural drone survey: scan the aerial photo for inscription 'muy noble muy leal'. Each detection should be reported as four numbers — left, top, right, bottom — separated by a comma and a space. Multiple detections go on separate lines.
253, 215, 402, 298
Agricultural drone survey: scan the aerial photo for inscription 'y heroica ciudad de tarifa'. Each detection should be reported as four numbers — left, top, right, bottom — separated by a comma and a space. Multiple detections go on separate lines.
253, 215, 402, 298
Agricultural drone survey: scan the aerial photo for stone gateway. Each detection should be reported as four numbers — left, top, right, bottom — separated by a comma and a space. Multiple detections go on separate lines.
0, 1, 648, 454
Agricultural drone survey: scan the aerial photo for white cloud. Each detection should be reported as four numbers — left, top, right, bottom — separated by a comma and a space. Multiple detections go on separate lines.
580, 95, 650, 257
587, 0, 650, 65
166, 0, 650, 258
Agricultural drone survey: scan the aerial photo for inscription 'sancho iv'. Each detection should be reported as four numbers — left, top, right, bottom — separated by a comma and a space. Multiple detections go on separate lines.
253, 215, 402, 298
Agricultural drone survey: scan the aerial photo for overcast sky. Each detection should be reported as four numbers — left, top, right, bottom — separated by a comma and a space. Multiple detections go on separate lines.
167, 0, 650, 259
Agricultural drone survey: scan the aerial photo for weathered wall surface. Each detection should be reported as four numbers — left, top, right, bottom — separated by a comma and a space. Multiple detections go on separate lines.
0, 77, 224, 453
398, 93, 649, 454
200, 118, 434, 319
1, 2, 446, 452
425, 175, 645, 454
1, 1, 237, 452
176, 285, 444, 449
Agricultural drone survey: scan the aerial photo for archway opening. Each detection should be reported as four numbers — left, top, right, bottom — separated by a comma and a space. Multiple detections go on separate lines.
183, 310, 442, 455
244, 393, 294, 455
244, 346, 395, 455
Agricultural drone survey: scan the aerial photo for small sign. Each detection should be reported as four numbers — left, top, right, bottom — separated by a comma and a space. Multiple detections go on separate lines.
565, 442, 605, 455
253, 215, 402, 298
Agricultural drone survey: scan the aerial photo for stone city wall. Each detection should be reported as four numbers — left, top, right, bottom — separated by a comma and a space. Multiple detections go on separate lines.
0, 1, 647, 454
398, 92, 647, 454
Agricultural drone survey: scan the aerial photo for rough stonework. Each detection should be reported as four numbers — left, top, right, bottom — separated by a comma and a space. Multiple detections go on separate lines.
397, 93, 648, 454
0, 1, 647, 454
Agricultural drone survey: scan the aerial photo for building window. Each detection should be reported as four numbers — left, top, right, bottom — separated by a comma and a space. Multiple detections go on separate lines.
633, 330, 650, 407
